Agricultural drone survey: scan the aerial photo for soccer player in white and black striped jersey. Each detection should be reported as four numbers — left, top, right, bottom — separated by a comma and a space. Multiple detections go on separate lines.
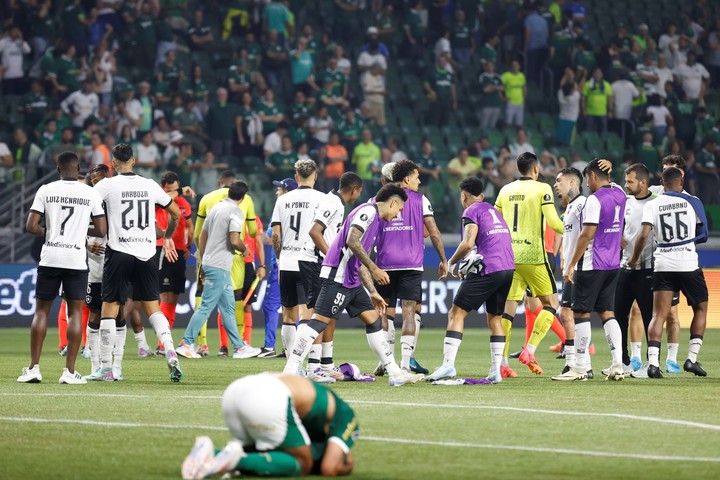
90, 143, 184, 383
630, 167, 710, 378
271, 159, 326, 357
18, 151, 106, 385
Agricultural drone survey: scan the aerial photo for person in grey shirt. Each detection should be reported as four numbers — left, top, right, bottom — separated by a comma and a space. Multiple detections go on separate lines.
177, 181, 261, 359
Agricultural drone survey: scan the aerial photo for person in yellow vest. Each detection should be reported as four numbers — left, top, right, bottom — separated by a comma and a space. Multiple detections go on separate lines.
581, 68, 613, 134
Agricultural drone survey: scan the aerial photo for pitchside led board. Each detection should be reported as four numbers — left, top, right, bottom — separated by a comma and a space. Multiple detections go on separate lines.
1, 261, 720, 329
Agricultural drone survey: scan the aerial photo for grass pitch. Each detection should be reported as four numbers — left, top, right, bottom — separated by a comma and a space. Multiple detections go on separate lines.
1, 327, 719, 480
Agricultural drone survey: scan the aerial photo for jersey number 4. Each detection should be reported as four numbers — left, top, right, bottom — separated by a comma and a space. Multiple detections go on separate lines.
121, 199, 150, 230
289, 212, 302, 241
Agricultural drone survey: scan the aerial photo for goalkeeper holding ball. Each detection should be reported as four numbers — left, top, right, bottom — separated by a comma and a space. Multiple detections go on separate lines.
426, 177, 516, 384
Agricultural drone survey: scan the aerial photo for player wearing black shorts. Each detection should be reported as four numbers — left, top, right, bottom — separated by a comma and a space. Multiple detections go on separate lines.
18, 152, 106, 385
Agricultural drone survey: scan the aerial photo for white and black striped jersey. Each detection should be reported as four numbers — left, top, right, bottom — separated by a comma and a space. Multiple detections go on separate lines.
270, 186, 326, 271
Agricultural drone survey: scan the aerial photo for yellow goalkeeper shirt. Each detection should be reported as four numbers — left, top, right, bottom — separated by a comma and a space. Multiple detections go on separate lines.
495, 177, 563, 264
194, 187, 257, 245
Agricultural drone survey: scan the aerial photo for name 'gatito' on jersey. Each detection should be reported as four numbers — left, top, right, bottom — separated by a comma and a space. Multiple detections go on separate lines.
494, 176, 564, 265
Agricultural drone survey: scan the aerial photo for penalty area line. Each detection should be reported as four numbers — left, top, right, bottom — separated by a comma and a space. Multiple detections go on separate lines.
0, 416, 717, 463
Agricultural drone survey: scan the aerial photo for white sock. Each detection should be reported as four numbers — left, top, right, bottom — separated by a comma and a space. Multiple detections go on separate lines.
575, 322, 591, 371
413, 312, 421, 350
307, 344, 321, 373
525, 343, 537, 355
99, 318, 115, 370
688, 336, 703, 363
113, 325, 127, 370
284, 324, 318, 374
490, 336, 504, 372
400, 335, 414, 370
386, 317, 396, 354
281, 324, 296, 353
648, 344, 660, 367
149, 311, 175, 352
88, 326, 100, 371
603, 318, 623, 366
320, 341, 334, 371
367, 329, 401, 376
667, 342, 679, 363
564, 341, 576, 368
443, 333, 462, 368
630, 342, 642, 359
134, 329, 150, 351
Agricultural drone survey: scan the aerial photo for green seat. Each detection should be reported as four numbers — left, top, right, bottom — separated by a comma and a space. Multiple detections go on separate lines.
486, 130, 507, 149
705, 206, 720, 232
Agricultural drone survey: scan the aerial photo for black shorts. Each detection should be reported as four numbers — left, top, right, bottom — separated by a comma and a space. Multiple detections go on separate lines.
314, 280, 375, 320
614, 269, 653, 324
672, 291, 680, 306
102, 247, 160, 303
86, 282, 102, 311
159, 251, 187, 294
299, 260, 323, 309
242, 262, 258, 305
279, 270, 307, 308
453, 270, 514, 316
560, 281, 573, 308
35, 266, 88, 301
572, 269, 619, 313
652, 269, 708, 307
375, 270, 423, 305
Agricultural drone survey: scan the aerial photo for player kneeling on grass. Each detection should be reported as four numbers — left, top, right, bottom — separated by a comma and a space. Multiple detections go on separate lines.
182, 372, 358, 479
283, 184, 424, 386
426, 177, 515, 384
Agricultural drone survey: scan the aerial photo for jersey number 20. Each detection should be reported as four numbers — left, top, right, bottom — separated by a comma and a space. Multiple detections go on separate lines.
121, 199, 150, 230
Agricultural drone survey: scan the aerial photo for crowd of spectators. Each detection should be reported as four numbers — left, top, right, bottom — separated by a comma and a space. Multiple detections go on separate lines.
1, 0, 719, 226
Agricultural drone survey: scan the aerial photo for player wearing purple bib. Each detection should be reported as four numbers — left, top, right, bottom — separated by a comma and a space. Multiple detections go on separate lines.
557, 160, 627, 381
375, 160, 448, 374
283, 184, 425, 386
426, 178, 515, 383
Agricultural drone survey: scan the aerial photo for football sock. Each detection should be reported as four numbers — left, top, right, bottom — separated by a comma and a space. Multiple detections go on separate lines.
88, 322, 100, 371
149, 311, 175, 352
238, 452, 302, 477
550, 316, 566, 343
281, 324, 296, 354
400, 335, 414, 370
442, 331, 462, 368
631, 342, 642, 360
501, 313, 513, 361
159, 302, 175, 349
58, 301, 68, 349
386, 315, 396, 353
244, 311, 252, 345
367, 319, 401, 376
575, 321, 591, 371
524, 306, 539, 344
413, 312, 422, 352
320, 341, 334, 371
667, 342, 679, 363
113, 322, 126, 370
688, 335, 703, 363
81, 305, 89, 346
527, 307, 556, 352
648, 340, 661, 367
196, 297, 207, 346
218, 314, 229, 349
603, 318, 623, 366
307, 344, 321, 373
234, 301, 245, 339
564, 338, 575, 368
490, 335, 505, 372
284, 321, 325, 374
99, 317, 115, 370
134, 329, 151, 352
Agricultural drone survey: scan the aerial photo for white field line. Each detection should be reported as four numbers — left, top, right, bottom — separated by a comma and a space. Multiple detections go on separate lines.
3, 392, 720, 432
0, 416, 718, 463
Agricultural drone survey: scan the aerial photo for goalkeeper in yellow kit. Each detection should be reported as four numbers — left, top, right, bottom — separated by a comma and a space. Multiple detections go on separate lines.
495, 152, 564, 377
193, 171, 258, 356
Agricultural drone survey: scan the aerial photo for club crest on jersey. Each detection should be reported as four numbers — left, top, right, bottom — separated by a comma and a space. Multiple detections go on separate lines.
323, 210, 331, 218
360, 214, 368, 221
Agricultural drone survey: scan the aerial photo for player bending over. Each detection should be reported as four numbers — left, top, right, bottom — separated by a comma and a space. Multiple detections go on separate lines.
426, 177, 515, 383
182, 373, 358, 479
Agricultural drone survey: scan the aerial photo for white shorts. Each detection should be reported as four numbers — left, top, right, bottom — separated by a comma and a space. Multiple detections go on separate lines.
221, 373, 310, 451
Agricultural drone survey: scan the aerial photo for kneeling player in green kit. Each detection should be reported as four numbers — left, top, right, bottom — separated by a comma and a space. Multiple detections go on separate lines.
182, 373, 358, 478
